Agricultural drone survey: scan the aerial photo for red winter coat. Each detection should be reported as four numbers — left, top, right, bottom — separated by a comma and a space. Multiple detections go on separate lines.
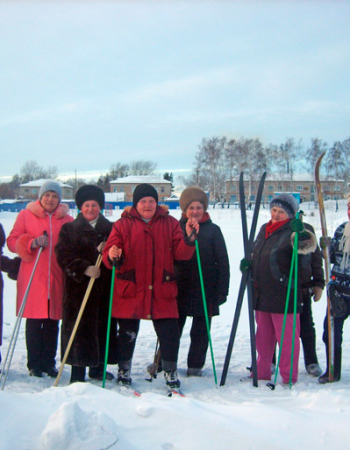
7, 201, 73, 319
103, 205, 195, 320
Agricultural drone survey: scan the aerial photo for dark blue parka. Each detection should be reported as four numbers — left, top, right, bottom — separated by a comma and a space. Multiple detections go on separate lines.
175, 214, 230, 317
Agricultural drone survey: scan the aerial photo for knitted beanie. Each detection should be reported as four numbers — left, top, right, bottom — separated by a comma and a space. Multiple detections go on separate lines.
133, 184, 158, 207
75, 185, 105, 210
179, 186, 208, 213
269, 193, 299, 219
38, 180, 62, 203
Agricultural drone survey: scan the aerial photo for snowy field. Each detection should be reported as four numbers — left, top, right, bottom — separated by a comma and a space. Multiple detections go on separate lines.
1, 201, 350, 450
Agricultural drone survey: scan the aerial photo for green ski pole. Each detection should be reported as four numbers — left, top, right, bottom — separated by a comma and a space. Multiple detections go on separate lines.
103, 258, 117, 388
195, 239, 218, 386
288, 228, 299, 389
268, 212, 299, 390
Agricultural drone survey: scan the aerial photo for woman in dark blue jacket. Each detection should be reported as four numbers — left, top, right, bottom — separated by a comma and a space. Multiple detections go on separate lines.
176, 187, 230, 377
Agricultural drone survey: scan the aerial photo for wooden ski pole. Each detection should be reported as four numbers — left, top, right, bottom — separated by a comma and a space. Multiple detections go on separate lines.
54, 253, 103, 387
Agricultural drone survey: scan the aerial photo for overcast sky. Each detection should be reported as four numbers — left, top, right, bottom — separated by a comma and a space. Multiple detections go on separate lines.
1, 0, 349, 183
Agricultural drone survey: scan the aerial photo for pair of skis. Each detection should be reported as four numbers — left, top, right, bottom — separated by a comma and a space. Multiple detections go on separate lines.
315, 152, 335, 381
220, 172, 266, 387
118, 382, 185, 397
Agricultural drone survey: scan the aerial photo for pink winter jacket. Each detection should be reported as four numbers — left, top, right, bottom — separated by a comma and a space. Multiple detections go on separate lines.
7, 201, 74, 319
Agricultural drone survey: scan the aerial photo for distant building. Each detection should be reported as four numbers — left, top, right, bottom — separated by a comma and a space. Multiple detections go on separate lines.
19, 179, 74, 200
104, 192, 125, 202
110, 176, 172, 202
225, 174, 346, 204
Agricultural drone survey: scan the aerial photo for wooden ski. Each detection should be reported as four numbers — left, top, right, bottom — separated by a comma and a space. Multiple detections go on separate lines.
315, 151, 334, 381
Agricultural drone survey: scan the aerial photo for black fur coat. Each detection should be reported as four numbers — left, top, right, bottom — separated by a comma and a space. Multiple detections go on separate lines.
56, 213, 117, 367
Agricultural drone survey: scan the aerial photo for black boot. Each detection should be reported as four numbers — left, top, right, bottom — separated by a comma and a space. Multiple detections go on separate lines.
318, 347, 341, 384
70, 366, 86, 384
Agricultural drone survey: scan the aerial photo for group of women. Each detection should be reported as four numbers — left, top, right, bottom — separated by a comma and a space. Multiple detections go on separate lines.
1, 181, 229, 389
1, 180, 348, 387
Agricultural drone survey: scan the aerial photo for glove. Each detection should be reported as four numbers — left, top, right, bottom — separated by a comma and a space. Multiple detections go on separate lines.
84, 266, 101, 278
218, 295, 227, 305
7, 257, 21, 281
319, 236, 331, 250
240, 257, 251, 273
31, 234, 49, 249
97, 242, 105, 253
290, 218, 304, 232
313, 286, 323, 302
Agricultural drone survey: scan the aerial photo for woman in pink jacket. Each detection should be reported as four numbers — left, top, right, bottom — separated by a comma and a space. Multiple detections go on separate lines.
7, 181, 73, 377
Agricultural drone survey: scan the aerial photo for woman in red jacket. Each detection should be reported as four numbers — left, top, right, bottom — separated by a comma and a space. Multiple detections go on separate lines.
103, 184, 199, 389
7, 181, 73, 377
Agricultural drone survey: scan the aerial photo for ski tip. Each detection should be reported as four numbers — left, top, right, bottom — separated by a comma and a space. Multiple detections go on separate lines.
266, 382, 275, 391
168, 388, 185, 397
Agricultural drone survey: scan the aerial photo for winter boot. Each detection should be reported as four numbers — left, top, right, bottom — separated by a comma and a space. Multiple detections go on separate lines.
43, 367, 59, 378
318, 347, 341, 384
117, 360, 132, 386
164, 369, 181, 389
187, 368, 202, 377
306, 363, 322, 377
70, 366, 86, 384
29, 368, 43, 378
89, 364, 114, 381
117, 369, 132, 386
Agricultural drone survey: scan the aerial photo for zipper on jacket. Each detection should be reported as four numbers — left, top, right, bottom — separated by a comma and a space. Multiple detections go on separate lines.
47, 213, 52, 317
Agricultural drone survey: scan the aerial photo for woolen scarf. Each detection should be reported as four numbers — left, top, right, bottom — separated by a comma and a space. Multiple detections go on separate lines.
265, 218, 290, 239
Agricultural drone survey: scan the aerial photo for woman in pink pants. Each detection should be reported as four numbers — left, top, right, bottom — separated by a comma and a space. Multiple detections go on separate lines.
250, 194, 317, 384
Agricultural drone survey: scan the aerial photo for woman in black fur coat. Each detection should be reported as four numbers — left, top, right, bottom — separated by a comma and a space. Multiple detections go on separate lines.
56, 185, 117, 383
176, 187, 230, 377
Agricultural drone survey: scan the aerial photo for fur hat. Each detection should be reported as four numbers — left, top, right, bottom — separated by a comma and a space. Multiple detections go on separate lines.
38, 180, 62, 203
133, 184, 158, 207
269, 193, 299, 219
179, 186, 208, 213
75, 185, 105, 210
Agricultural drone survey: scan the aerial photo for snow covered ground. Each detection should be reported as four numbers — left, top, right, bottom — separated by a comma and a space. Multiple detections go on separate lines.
1, 201, 350, 450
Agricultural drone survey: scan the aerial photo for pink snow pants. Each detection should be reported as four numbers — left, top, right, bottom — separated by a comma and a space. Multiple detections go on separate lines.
255, 311, 300, 384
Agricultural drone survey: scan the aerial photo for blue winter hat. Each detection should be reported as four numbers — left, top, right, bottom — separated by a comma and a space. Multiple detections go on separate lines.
269, 193, 299, 219
38, 180, 62, 203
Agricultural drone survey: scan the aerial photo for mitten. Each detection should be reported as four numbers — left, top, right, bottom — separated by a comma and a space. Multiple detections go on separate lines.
313, 286, 323, 302
31, 234, 49, 249
319, 236, 331, 250
84, 265, 101, 278
240, 258, 251, 273
290, 218, 304, 232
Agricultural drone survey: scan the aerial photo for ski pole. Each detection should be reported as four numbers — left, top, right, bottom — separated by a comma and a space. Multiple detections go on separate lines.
267, 214, 299, 390
146, 339, 161, 380
102, 257, 118, 388
0, 232, 47, 390
54, 252, 103, 387
288, 229, 299, 389
195, 238, 218, 386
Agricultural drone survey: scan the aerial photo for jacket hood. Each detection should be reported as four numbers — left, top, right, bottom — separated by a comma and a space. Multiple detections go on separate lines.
26, 200, 70, 219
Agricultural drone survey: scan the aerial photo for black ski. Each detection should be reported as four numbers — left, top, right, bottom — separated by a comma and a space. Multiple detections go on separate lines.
220, 172, 266, 386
